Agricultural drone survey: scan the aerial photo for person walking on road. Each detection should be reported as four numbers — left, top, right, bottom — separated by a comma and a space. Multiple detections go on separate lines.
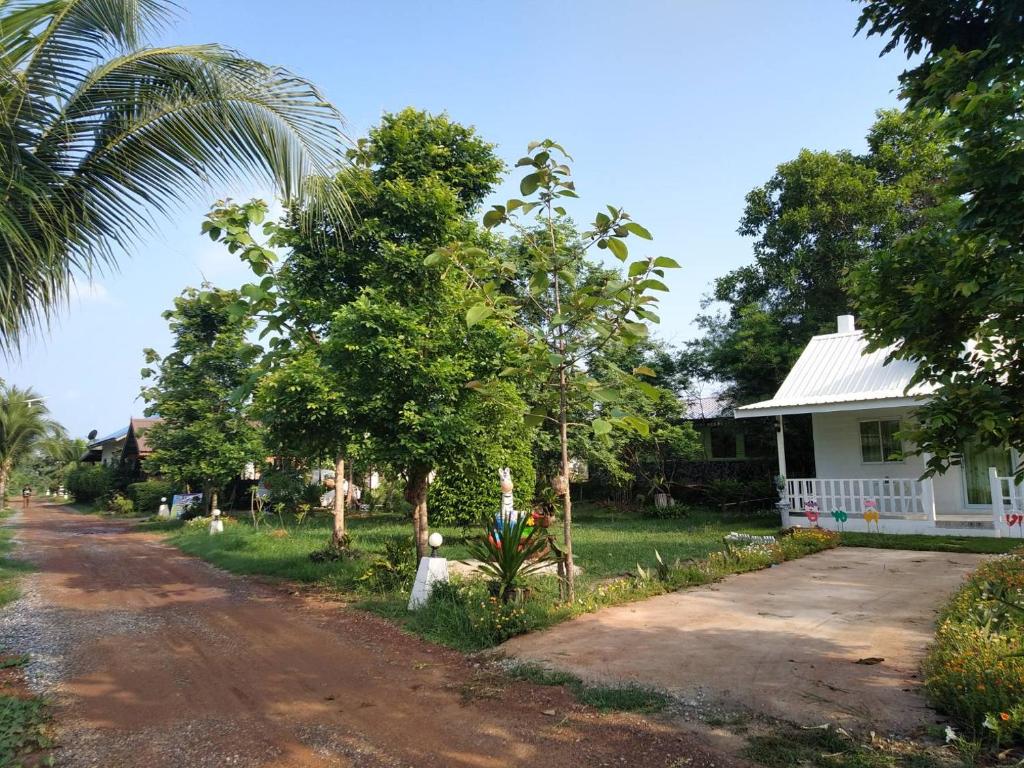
21, 486, 31, 510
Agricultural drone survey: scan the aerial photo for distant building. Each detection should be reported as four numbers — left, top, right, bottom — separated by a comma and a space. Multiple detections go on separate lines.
684, 395, 774, 462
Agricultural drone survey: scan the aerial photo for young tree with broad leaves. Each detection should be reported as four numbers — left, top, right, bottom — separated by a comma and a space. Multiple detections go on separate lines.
141, 288, 264, 511
427, 141, 680, 601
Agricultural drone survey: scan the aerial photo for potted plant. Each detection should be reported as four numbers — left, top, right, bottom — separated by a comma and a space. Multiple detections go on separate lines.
531, 487, 558, 529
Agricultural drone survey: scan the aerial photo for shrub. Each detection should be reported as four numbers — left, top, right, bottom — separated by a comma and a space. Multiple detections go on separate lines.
104, 493, 135, 516
428, 382, 535, 527
126, 480, 173, 516
923, 550, 1024, 747
65, 464, 113, 502
465, 513, 552, 602
357, 536, 417, 592
703, 477, 772, 506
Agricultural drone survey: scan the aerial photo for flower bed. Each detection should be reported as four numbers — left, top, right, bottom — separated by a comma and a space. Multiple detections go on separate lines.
923, 549, 1024, 748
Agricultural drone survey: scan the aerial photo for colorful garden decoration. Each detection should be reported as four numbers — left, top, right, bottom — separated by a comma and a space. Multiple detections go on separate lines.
831, 509, 848, 531
1005, 512, 1023, 536
862, 500, 881, 532
803, 500, 820, 525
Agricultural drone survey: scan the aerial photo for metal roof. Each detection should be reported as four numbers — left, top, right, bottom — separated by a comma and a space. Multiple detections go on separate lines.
684, 396, 733, 420
735, 329, 936, 418
87, 426, 128, 448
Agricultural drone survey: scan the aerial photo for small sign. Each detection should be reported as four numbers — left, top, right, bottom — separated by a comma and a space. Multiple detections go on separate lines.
170, 493, 203, 517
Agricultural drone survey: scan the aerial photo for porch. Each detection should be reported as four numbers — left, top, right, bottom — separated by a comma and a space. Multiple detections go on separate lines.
782, 468, 1021, 538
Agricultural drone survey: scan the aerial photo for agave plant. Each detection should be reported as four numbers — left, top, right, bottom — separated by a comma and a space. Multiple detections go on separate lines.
0, 0, 349, 350
466, 513, 552, 603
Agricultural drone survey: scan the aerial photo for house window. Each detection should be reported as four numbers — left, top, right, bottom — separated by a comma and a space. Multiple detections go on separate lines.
859, 420, 902, 463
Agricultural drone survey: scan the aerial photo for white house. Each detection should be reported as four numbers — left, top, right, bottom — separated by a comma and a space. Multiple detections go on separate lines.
735, 315, 1021, 538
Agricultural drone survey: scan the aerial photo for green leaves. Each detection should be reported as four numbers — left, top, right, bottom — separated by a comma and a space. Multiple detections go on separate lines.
592, 418, 613, 436
606, 237, 628, 261
465, 303, 494, 327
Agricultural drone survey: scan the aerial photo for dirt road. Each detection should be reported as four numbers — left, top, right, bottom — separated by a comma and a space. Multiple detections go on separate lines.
0, 505, 732, 768
502, 547, 987, 735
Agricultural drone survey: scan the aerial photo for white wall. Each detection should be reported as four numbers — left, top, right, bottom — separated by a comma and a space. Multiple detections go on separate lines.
810, 407, 972, 514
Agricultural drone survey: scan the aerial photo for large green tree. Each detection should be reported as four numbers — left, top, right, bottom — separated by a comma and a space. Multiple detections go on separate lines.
686, 109, 949, 403
849, 0, 1024, 476
0, 383, 55, 503
0, 0, 348, 351
141, 287, 264, 510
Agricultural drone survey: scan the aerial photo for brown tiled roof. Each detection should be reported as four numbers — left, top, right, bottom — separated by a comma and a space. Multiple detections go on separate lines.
129, 417, 162, 455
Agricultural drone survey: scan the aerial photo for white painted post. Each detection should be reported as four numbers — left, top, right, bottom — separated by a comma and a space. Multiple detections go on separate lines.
921, 477, 936, 522
775, 416, 787, 479
990, 467, 1005, 538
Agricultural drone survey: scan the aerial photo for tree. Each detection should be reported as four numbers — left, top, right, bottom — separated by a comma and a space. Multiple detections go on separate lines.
686, 109, 949, 403
252, 347, 352, 545
429, 141, 680, 601
0, 383, 55, 503
208, 110, 515, 559
849, 0, 1024, 476
141, 287, 264, 510
0, 0, 349, 351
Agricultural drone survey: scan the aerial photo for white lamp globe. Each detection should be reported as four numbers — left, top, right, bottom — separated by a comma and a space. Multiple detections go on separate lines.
428, 532, 443, 549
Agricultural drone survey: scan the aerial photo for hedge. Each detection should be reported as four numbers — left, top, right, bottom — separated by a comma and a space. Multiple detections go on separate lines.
126, 480, 174, 516
65, 464, 113, 502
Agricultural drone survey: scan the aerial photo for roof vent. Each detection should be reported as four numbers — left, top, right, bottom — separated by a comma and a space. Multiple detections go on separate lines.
837, 314, 856, 334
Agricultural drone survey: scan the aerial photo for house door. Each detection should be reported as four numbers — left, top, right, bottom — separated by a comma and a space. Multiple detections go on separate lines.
962, 441, 1013, 506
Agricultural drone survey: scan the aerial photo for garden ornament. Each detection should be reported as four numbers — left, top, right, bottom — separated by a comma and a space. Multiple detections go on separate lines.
862, 501, 880, 531
158, 496, 170, 518
1006, 512, 1023, 534
803, 500, 819, 524
831, 509, 848, 531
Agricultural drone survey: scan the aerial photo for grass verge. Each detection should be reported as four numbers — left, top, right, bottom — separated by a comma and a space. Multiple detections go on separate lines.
922, 548, 1023, 751
742, 724, 956, 768
504, 662, 672, 714
841, 531, 1021, 554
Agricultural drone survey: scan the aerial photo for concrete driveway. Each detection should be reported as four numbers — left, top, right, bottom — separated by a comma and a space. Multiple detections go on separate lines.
502, 547, 987, 735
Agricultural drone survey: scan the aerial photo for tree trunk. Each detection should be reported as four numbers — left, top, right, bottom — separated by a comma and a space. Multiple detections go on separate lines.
346, 461, 356, 506
0, 470, 8, 509
405, 465, 431, 561
210, 489, 219, 511
558, 367, 575, 602
332, 454, 346, 547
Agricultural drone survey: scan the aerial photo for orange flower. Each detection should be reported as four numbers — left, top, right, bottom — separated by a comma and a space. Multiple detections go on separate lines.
1001, 712, 1011, 721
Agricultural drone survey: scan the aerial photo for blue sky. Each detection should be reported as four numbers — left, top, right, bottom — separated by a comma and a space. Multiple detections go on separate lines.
2, 0, 912, 438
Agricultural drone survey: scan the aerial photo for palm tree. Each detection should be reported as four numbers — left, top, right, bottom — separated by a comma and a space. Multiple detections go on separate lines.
0, 383, 55, 502
0, 0, 349, 350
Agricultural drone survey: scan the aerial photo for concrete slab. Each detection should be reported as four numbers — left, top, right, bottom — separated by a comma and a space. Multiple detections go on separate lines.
500, 547, 988, 735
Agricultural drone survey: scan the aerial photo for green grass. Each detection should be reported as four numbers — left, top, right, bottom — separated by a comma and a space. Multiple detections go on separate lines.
504, 662, 672, 714
841, 531, 1022, 554
743, 725, 952, 768
0, 509, 32, 609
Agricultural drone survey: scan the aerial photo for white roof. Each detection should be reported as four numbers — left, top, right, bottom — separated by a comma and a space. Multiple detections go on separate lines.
735, 330, 936, 418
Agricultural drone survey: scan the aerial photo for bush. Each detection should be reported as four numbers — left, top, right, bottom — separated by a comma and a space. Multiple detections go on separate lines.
126, 480, 173, 516
428, 382, 535, 527
703, 477, 773, 506
357, 536, 417, 592
923, 550, 1024, 747
65, 464, 113, 502
104, 493, 135, 516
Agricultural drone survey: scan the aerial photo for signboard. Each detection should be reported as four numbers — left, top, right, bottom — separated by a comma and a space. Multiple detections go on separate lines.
170, 493, 203, 518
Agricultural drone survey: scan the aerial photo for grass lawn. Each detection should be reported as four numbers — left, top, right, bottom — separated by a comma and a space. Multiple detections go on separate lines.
840, 530, 1022, 554
158, 503, 782, 590
0, 509, 32, 609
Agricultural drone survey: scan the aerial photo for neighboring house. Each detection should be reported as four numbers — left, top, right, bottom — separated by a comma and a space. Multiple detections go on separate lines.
685, 396, 774, 462
81, 417, 162, 477
81, 426, 129, 466
736, 314, 1019, 537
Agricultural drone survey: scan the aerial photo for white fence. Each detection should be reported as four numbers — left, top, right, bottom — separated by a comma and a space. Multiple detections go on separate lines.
785, 477, 934, 521
990, 468, 1024, 538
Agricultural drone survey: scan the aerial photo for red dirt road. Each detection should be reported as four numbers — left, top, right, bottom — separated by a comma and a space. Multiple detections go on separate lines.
4, 505, 735, 768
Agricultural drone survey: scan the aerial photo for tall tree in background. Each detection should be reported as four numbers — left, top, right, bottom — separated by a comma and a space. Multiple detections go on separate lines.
850, 0, 1024, 476
686, 109, 949, 404
141, 287, 264, 510
0, 383, 55, 503
0, 0, 349, 351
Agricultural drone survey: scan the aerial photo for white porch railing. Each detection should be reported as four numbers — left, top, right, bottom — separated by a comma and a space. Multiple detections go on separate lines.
786, 477, 935, 522
989, 467, 1024, 538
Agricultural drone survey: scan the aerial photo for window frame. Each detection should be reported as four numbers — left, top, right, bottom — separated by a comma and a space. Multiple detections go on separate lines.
858, 419, 904, 465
